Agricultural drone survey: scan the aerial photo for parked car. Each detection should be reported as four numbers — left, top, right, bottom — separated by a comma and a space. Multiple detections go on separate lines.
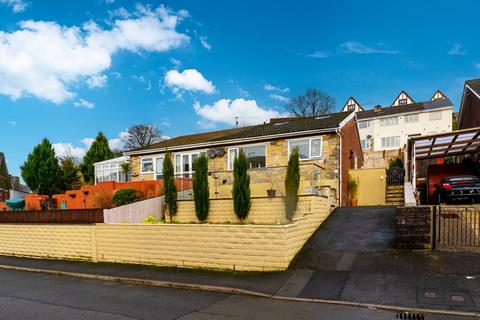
435, 175, 480, 204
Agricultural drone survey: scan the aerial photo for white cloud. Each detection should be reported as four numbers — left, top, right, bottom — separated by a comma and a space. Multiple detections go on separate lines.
132, 75, 152, 90
339, 41, 399, 55
52, 143, 86, 161
170, 57, 181, 67
196, 120, 216, 129
448, 42, 466, 56
105, 0, 114, 4
81, 138, 94, 149
270, 94, 290, 103
264, 83, 289, 93
0, 5, 189, 104
7, 120, 16, 126
165, 68, 215, 95
307, 51, 330, 58
108, 130, 129, 151
73, 99, 95, 109
110, 71, 122, 79
0, 0, 28, 13
194, 98, 285, 126
86, 74, 107, 88
199, 35, 211, 50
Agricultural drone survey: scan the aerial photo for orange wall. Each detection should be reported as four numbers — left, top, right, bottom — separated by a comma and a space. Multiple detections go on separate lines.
23, 179, 192, 210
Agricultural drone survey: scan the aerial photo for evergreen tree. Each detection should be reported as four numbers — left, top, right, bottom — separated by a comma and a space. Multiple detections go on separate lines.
81, 132, 114, 184
193, 155, 209, 222
162, 152, 177, 221
60, 155, 81, 190
21, 138, 64, 196
285, 148, 300, 221
232, 150, 251, 221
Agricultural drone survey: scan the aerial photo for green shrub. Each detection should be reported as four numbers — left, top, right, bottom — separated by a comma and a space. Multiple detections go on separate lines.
388, 157, 403, 169
232, 150, 251, 221
285, 148, 300, 221
112, 188, 141, 207
163, 152, 177, 220
193, 155, 209, 222
143, 215, 163, 224
348, 176, 359, 200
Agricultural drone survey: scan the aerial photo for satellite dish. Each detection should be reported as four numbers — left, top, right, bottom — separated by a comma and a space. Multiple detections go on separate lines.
366, 135, 372, 139
215, 147, 226, 157
206, 149, 216, 158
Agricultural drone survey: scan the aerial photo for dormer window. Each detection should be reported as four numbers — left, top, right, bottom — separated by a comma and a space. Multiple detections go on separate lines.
398, 98, 407, 105
347, 104, 355, 111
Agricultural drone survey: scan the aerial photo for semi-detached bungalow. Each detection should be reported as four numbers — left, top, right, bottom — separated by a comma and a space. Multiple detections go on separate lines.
124, 111, 363, 206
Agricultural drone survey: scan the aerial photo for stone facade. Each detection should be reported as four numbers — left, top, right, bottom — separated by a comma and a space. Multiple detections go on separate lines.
394, 206, 432, 250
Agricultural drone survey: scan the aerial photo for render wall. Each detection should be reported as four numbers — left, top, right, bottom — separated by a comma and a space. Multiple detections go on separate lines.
349, 168, 386, 205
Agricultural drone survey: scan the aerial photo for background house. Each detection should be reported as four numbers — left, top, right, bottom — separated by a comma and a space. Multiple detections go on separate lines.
0, 153, 10, 202
344, 90, 453, 168
125, 111, 363, 206
458, 78, 480, 130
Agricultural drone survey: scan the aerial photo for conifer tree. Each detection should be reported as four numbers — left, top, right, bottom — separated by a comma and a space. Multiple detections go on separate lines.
163, 152, 177, 221
193, 155, 209, 222
232, 150, 251, 221
81, 132, 114, 184
21, 138, 64, 196
285, 148, 300, 221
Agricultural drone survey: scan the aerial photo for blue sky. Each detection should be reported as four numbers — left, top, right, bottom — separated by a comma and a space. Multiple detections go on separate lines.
1, 0, 479, 176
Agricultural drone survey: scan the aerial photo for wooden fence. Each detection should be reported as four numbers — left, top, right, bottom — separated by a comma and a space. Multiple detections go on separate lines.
103, 196, 164, 224
0, 209, 104, 223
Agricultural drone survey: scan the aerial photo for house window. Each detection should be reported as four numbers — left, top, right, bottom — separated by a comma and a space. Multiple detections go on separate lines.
228, 144, 267, 170
347, 104, 355, 111
358, 120, 370, 129
381, 136, 400, 148
288, 137, 323, 160
361, 139, 370, 150
95, 164, 122, 184
379, 116, 399, 127
429, 111, 442, 121
174, 152, 200, 177
141, 158, 154, 173
398, 98, 407, 105
404, 114, 419, 123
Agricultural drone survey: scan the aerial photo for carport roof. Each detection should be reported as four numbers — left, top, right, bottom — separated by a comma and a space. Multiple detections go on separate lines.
411, 127, 480, 160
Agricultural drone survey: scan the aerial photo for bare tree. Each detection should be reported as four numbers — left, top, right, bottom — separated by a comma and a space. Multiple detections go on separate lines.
125, 124, 161, 150
285, 88, 335, 117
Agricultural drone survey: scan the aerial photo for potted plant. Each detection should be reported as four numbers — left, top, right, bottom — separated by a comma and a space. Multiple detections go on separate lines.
266, 172, 276, 198
348, 176, 359, 207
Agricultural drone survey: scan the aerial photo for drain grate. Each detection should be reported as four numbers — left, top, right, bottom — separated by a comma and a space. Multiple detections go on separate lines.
396, 312, 425, 320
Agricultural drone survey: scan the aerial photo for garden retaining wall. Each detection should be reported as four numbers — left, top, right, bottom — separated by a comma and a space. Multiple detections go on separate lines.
395, 206, 432, 250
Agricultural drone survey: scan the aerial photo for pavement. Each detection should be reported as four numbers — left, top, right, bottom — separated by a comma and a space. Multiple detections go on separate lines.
0, 206, 479, 317
0, 267, 473, 320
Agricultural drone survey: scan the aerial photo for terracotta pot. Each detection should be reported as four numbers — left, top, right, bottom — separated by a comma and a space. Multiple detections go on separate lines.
350, 199, 358, 207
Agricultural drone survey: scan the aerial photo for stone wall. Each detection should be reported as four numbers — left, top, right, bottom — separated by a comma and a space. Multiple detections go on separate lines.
394, 206, 432, 250
0, 196, 331, 271
172, 195, 326, 224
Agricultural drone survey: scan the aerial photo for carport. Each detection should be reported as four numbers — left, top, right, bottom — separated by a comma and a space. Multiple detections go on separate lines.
406, 127, 480, 204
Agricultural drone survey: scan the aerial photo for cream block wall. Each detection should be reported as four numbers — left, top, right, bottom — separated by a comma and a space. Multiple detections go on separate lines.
173, 196, 315, 224
0, 225, 94, 260
0, 196, 331, 271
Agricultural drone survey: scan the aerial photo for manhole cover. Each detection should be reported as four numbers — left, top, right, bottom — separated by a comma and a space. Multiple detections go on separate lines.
396, 312, 425, 320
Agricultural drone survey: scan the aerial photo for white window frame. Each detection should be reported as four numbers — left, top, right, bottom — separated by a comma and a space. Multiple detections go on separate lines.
154, 156, 165, 180
429, 111, 442, 121
287, 136, 323, 161
173, 151, 202, 177
227, 143, 268, 170
398, 98, 408, 105
379, 116, 399, 127
140, 157, 154, 174
358, 120, 370, 129
381, 136, 401, 149
404, 113, 419, 123
361, 139, 370, 150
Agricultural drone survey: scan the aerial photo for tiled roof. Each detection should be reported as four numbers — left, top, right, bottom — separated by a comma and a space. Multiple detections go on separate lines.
466, 79, 480, 96
356, 98, 453, 120
130, 111, 352, 153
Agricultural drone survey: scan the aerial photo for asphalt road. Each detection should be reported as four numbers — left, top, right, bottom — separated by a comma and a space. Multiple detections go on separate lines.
0, 268, 474, 320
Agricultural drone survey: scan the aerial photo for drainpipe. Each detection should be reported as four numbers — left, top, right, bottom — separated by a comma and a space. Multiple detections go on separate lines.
335, 127, 342, 206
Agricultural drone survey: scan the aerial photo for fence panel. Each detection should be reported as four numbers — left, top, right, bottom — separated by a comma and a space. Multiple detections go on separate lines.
104, 196, 164, 224
0, 209, 103, 223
